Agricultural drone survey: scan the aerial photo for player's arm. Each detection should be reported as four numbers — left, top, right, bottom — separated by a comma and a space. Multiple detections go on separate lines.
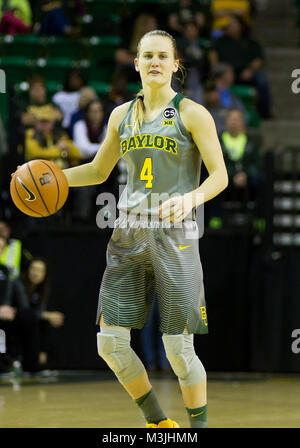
63, 103, 129, 187
181, 99, 228, 207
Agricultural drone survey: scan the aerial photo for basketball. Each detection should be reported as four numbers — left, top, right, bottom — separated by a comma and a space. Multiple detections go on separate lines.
10, 159, 69, 218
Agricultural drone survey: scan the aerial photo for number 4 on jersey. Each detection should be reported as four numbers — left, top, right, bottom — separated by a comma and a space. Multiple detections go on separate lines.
140, 157, 153, 188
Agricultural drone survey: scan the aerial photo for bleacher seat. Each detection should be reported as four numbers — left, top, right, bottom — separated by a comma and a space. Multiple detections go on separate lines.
0, 56, 33, 84
0, 35, 42, 59
81, 0, 122, 35
41, 36, 84, 59
81, 35, 121, 60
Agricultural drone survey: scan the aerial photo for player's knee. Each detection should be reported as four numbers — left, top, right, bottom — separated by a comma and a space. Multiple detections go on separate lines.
97, 326, 144, 383
162, 332, 206, 387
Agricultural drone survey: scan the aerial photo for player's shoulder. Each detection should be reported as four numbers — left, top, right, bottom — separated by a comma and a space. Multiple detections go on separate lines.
108, 101, 133, 129
179, 97, 214, 132
180, 97, 210, 116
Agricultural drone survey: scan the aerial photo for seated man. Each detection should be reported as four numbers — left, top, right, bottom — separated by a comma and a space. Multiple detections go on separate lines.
207, 109, 262, 226
220, 109, 261, 194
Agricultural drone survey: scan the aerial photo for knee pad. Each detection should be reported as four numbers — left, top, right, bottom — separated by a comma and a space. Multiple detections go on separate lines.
97, 326, 145, 385
162, 331, 206, 387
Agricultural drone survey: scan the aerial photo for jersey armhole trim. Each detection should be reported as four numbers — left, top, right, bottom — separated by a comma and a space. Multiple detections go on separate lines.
118, 99, 136, 134
173, 93, 185, 111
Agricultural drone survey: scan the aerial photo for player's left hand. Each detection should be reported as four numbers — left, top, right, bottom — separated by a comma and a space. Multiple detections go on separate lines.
158, 193, 194, 223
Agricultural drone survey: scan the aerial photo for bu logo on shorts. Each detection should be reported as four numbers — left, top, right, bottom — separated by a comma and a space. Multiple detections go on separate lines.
163, 107, 176, 119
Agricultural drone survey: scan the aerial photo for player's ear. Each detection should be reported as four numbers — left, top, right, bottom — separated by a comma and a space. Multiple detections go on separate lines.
173, 59, 179, 73
134, 58, 139, 72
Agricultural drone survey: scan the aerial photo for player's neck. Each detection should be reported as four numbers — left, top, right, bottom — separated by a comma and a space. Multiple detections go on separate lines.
142, 85, 176, 112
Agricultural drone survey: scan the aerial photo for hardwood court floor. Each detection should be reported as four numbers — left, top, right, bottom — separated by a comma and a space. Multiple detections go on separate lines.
0, 371, 299, 428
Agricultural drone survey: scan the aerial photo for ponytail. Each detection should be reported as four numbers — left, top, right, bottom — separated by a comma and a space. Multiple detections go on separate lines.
131, 90, 145, 136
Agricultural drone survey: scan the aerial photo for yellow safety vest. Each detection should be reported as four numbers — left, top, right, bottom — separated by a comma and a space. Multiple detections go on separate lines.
222, 132, 247, 161
0, 238, 22, 279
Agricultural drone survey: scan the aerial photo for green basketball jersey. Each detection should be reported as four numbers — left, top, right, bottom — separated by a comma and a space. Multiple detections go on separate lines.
118, 93, 202, 215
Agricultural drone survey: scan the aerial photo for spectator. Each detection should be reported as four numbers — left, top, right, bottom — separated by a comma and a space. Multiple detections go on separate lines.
167, 0, 210, 39
202, 80, 229, 134
0, 0, 32, 34
0, 234, 31, 374
69, 86, 98, 138
103, 71, 134, 118
208, 109, 262, 225
52, 69, 87, 129
20, 75, 63, 129
220, 109, 262, 193
72, 99, 107, 222
0, 236, 13, 309
25, 104, 81, 169
212, 63, 248, 121
8, 75, 63, 158
210, 0, 252, 38
209, 15, 272, 118
0, 220, 32, 279
115, 13, 158, 83
35, 0, 72, 36
0, 253, 65, 374
21, 257, 64, 370
0, 234, 16, 375
176, 20, 209, 102
73, 99, 106, 160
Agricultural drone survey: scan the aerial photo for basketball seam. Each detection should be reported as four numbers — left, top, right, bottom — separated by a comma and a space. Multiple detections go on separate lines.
14, 175, 44, 217
40, 160, 60, 212
27, 162, 51, 216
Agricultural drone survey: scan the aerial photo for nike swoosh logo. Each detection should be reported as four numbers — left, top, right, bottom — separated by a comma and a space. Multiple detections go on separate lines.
179, 245, 192, 250
17, 176, 36, 201
191, 411, 204, 417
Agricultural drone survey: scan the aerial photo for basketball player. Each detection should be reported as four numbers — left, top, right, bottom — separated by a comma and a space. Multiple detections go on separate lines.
63, 30, 228, 428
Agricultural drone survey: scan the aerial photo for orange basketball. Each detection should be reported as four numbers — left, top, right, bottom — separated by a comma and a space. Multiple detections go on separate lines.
10, 159, 69, 217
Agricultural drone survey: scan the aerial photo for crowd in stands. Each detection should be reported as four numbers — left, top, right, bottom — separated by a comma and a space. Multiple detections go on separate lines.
0, 0, 267, 228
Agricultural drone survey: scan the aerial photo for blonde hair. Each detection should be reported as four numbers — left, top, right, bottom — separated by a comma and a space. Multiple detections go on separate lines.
131, 30, 186, 136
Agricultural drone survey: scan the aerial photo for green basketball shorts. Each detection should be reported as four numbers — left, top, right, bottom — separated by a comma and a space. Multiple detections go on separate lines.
96, 215, 208, 335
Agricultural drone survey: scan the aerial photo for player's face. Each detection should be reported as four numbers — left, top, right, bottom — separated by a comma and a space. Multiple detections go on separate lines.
134, 36, 179, 87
